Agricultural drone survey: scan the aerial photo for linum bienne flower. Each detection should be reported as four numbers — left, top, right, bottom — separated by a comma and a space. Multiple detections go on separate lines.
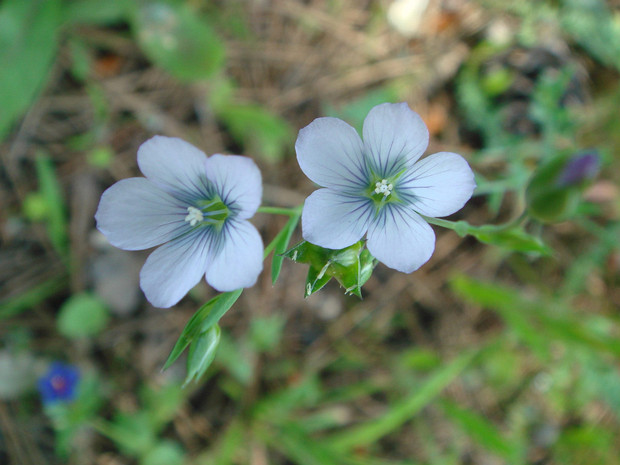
296, 102, 476, 273
95, 136, 263, 308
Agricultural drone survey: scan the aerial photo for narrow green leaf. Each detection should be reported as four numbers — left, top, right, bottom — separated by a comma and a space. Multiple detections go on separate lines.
441, 400, 516, 460
328, 349, 478, 451
185, 324, 221, 386
451, 275, 550, 359
35, 153, 68, 256
163, 289, 242, 370
271, 213, 301, 284
0, 276, 66, 318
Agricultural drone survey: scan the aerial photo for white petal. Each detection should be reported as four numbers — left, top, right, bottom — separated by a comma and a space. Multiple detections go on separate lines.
398, 152, 476, 217
366, 204, 435, 273
137, 136, 210, 200
140, 230, 213, 308
362, 102, 429, 177
205, 220, 263, 292
95, 178, 188, 251
205, 154, 262, 220
296, 117, 369, 191
302, 189, 373, 249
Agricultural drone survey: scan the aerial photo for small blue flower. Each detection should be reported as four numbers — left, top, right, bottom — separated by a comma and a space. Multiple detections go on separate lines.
296, 102, 476, 273
95, 136, 264, 308
37, 362, 80, 404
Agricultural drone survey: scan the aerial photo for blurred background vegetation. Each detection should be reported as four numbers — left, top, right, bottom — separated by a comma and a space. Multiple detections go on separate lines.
1, 0, 620, 464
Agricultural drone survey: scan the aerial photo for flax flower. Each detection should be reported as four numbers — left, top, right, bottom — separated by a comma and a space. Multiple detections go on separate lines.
95, 136, 263, 308
296, 102, 475, 273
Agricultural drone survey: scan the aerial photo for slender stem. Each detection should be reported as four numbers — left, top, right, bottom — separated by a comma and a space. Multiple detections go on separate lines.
257, 205, 303, 216
421, 216, 460, 230
421, 211, 528, 235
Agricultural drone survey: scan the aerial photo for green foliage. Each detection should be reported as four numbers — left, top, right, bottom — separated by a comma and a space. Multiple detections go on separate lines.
57, 293, 110, 339
215, 101, 294, 162
93, 382, 186, 463
0, 0, 61, 141
284, 241, 378, 298
132, 1, 225, 82
560, 0, 620, 71
440, 400, 517, 461
27, 153, 69, 257
327, 349, 479, 452
250, 315, 286, 353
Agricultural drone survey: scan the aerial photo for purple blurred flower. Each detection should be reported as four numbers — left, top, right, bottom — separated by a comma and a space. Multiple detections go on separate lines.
296, 102, 476, 273
37, 362, 79, 404
95, 136, 263, 308
557, 151, 600, 187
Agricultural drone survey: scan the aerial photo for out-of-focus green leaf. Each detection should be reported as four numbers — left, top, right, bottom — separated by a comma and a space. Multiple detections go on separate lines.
327, 349, 479, 452
560, 0, 620, 71
217, 103, 294, 162
284, 241, 378, 298
34, 153, 69, 256
324, 87, 399, 133
141, 383, 185, 430
142, 441, 185, 465
0, 0, 61, 141
133, 1, 225, 81
57, 293, 110, 339
0, 276, 66, 319
95, 413, 155, 457
163, 289, 242, 370
250, 315, 285, 353
451, 275, 620, 358
441, 400, 518, 461
64, 0, 129, 26
185, 324, 221, 386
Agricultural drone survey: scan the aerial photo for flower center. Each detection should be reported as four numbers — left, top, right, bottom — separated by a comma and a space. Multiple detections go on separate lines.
50, 375, 68, 394
374, 179, 393, 198
185, 207, 204, 226
184, 196, 230, 231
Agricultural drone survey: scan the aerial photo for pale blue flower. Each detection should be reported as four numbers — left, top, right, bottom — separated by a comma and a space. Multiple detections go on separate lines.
95, 136, 263, 308
296, 102, 476, 273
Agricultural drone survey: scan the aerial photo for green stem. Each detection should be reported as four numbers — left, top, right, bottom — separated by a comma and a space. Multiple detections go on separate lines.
257, 205, 303, 216
421, 211, 528, 237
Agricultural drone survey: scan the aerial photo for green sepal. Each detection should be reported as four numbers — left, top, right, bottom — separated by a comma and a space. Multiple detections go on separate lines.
283, 241, 378, 298
162, 289, 241, 371
184, 324, 221, 387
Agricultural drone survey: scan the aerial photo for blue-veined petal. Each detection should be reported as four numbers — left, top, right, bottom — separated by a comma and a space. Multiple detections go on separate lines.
137, 136, 211, 200
301, 188, 373, 249
362, 102, 429, 177
140, 229, 214, 308
95, 178, 188, 251
205, 154, 262, 219
397, 152, 476, 218
366, 204, 435, 273
296, 117, 369, 192
205, 219, 263, 292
